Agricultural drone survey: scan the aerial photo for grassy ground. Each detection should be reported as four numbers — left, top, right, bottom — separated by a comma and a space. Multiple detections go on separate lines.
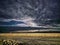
0, 33, 60, 45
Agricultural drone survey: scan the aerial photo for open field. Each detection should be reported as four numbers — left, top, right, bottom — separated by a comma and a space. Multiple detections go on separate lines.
0, 33, 60, 37
0, 33, 60, 45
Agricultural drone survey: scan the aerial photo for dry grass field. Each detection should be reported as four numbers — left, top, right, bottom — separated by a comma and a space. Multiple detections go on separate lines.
0, 33, 60, 37
0, 33, 60, 45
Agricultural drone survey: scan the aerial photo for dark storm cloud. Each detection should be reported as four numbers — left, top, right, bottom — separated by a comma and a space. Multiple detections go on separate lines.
0, 0, 60, 26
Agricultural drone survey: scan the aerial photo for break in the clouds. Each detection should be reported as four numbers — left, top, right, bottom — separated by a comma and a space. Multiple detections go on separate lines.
0, 17, 38, 27
0, 0, 60, 27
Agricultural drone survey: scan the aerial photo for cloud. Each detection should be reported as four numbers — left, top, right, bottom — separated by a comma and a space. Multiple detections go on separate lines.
0, 17, 38, 27
21, 16, 38, 27
0, 0, 60, 27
